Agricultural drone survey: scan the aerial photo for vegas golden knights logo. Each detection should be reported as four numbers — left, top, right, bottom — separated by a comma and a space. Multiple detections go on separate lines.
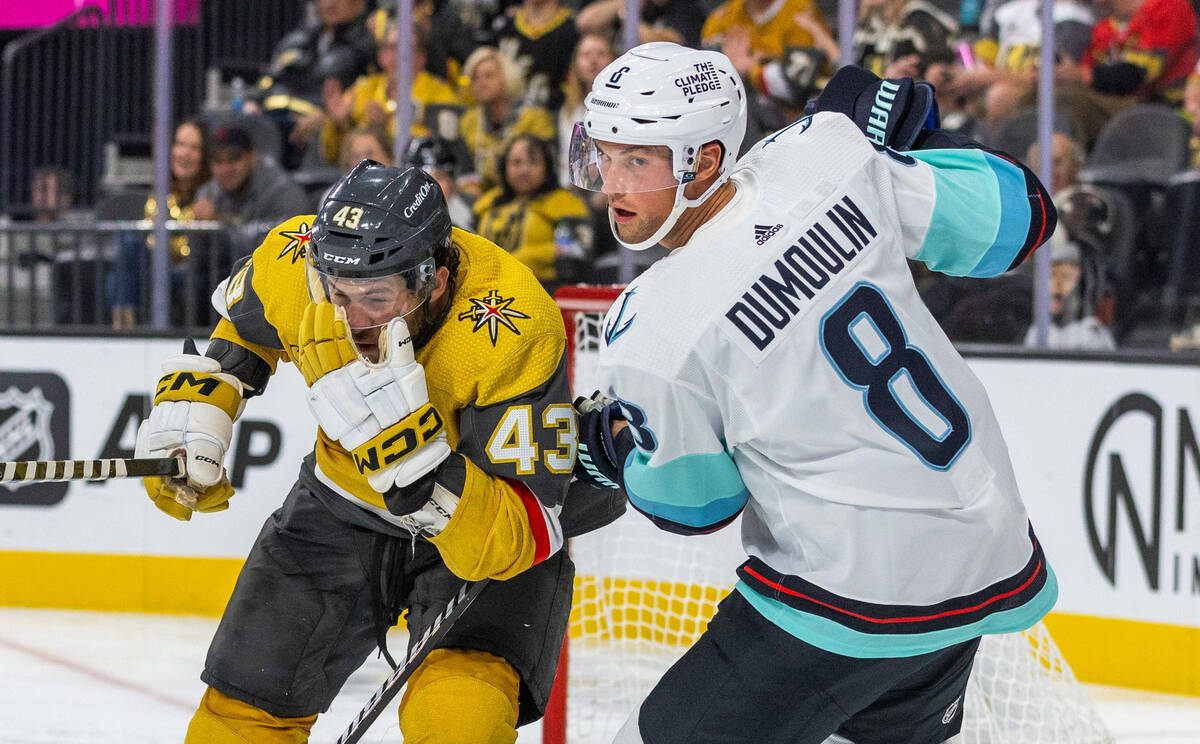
457, 289, 530, 346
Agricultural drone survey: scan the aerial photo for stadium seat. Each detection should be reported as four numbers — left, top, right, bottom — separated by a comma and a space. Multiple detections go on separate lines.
992, 107, 1082, 164
1159, 170, 1200, 321
1078, 104, 1190, 188
292, 165, 343, 211
100, 137, 154, 192
94, 190, 150, 222
1056, 184, 1139, 335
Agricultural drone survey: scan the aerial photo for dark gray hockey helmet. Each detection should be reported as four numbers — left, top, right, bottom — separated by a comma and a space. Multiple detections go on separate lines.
308, 160, 452, 327
310, 160, 450, 278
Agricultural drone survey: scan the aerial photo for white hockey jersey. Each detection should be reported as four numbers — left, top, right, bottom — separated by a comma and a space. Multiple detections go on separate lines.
594, 112, 1058, 658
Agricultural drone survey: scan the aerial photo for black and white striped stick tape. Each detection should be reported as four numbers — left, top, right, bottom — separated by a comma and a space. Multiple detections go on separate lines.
0, 456, 184, 482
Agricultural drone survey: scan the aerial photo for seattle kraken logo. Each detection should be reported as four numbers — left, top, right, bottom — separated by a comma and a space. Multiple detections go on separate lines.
604, 289, 637, 346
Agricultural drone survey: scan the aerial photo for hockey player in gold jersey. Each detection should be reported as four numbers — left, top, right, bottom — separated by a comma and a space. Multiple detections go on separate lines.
134, 160, 578, 743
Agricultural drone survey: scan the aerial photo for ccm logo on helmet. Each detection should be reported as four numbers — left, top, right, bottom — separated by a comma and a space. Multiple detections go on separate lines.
404, 182, 432, 218
675, 60, 721, 96
323, 253, 361, 265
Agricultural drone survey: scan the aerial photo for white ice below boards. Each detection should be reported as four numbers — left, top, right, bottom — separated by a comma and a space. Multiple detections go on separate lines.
0, 607, 1197, 744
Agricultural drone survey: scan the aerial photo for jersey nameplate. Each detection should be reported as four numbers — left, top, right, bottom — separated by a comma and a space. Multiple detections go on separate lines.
724, 194, 878, 356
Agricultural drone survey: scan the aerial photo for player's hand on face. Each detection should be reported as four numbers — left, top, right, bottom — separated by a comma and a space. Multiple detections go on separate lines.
298, 303, 450, 496
135, 341, 243, 520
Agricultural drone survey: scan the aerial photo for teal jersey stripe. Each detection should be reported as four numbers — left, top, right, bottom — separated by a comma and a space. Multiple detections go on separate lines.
910, 149, 1009, 277
965, 152, 1033, 277
624, 449, 750, 528
734, 567, 1059, 658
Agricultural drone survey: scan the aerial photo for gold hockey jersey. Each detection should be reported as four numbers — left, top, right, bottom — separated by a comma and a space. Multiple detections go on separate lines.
211, 217, 574, 580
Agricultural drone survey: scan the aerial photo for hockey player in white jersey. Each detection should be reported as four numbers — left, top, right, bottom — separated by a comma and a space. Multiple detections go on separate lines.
567, 43, 1058, 743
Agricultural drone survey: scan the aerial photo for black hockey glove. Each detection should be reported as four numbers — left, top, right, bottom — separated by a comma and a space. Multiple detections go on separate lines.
574, 392, 636, 491
382, 468, 438, 515
803, 65, 939, 151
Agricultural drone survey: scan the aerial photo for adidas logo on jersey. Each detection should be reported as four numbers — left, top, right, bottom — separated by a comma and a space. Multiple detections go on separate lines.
754, 224, 783, 245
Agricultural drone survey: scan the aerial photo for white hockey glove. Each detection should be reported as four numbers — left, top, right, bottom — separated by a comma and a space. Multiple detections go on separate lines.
296, 302, 451, 496
135, 341, 244, 520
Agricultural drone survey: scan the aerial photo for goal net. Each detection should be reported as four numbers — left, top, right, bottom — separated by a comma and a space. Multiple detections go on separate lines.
548, 285, 1113, 744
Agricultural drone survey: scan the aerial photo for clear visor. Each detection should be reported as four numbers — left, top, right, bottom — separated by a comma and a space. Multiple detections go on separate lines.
568, 123, 682, 194
305, 258, 436, 331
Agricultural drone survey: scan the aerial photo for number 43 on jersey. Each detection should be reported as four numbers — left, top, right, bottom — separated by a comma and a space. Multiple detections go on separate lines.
486, 404, 578, 474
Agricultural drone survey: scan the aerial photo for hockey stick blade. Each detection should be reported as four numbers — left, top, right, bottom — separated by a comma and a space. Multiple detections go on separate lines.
0, 456, 184, 482
337, 579, 490, 744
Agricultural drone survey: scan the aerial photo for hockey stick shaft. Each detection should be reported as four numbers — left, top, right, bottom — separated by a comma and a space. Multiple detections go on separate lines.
337, 579, 491, 744
0, 456, 184, 482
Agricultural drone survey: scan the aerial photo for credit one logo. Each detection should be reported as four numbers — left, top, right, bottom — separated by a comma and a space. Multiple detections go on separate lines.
1084, 393, 1199, 593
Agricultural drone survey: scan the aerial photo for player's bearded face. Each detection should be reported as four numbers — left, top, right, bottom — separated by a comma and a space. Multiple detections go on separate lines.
325, 276, 427, 362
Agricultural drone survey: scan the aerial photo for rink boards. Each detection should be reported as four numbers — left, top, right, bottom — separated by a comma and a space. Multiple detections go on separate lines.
0, 334, 1197, 696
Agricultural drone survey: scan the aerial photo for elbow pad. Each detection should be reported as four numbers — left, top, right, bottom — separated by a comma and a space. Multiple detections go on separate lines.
205, 338, 272, 398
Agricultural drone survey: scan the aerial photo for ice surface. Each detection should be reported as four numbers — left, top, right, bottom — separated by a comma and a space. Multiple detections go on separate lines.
0, 608, 1193, 744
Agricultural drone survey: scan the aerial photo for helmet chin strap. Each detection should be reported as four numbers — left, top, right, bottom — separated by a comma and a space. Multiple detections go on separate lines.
610, 173, 728, 252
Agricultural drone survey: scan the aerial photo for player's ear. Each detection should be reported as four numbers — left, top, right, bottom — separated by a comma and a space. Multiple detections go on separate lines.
685, 142, 728, 199
697, 141, 726, 180
430, 265, 452, 304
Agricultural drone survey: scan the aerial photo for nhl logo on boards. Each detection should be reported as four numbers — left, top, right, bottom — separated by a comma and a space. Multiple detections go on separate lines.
0, 372, 71, 505
754, 223, 784, 245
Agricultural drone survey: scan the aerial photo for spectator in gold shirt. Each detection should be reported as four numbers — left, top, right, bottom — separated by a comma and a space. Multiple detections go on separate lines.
701, 0, 831, 61
474, 134, 588, 287
320, 21, 461, 164
459, 47, 556, 196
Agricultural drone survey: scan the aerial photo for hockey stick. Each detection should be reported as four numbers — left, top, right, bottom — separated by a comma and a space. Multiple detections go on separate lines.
0, 456, 184, 482
337, 578, 491, 744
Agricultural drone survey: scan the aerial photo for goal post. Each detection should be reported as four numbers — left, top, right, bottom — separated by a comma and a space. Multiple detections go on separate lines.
546, 284, 1113, 744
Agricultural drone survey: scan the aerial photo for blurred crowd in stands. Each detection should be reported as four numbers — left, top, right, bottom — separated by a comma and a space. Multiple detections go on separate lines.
4, 0, 1200, 351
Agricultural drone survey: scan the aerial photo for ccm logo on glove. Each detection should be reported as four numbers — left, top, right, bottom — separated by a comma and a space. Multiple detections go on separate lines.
352, 403, 445, 475
155, 371, 242, 420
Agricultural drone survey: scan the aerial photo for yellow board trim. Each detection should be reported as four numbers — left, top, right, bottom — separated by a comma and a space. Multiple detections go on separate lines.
1043, 612, 1200, 697
3, 552, 1196, 697
0, 550, 244, 616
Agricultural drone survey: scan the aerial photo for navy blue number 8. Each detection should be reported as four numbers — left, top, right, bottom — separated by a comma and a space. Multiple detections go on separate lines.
821, 284, 969, 469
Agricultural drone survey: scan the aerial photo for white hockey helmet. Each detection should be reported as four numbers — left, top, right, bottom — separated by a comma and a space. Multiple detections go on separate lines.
568, 42, 747, 250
